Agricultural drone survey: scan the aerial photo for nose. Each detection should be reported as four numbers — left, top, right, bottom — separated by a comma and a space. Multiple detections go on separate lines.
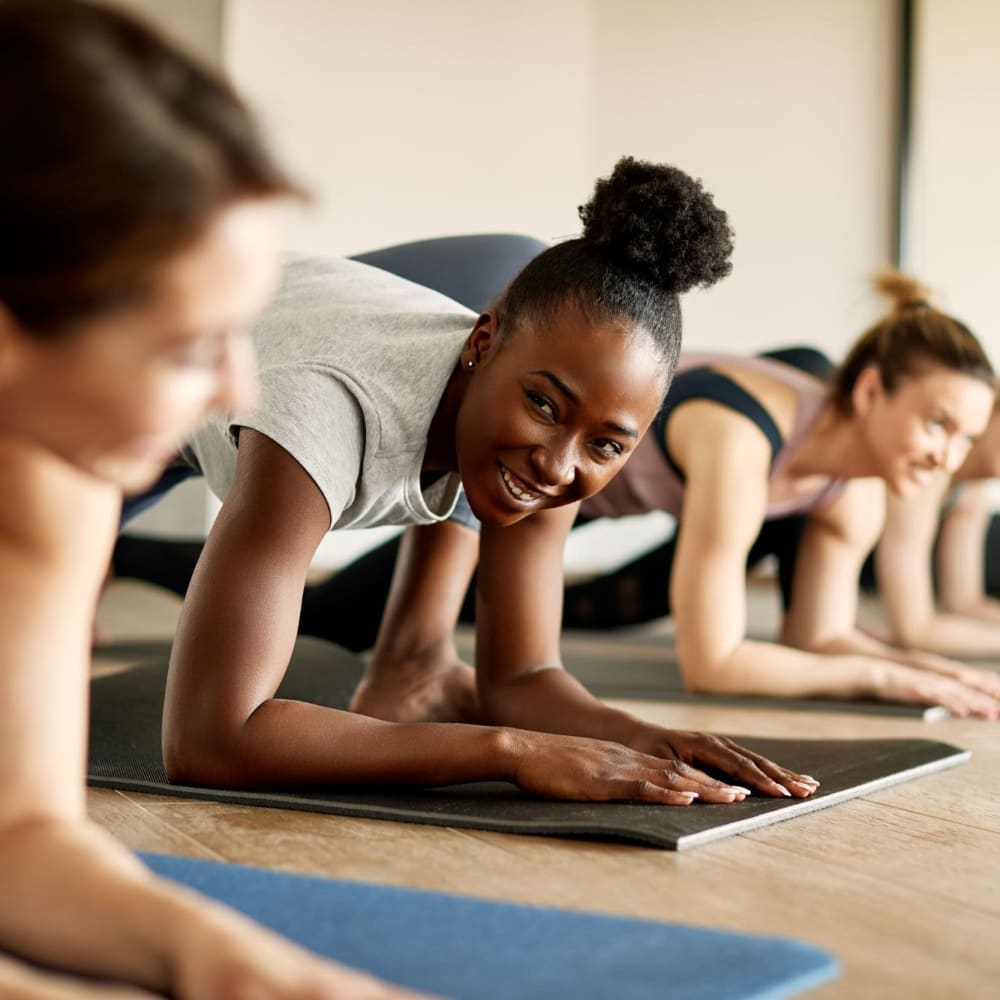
213, 335, 258, 415
530, 437, 577, 489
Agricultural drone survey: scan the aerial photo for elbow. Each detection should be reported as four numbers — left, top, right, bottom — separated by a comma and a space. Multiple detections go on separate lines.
885, 618, 930, 652
677, 655, 738, 695
162, 711, 248, 788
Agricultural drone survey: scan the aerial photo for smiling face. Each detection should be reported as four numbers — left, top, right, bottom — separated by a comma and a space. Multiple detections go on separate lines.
0, 199, 282, 494
856, 363, 996, 496
453, 305, 666, 526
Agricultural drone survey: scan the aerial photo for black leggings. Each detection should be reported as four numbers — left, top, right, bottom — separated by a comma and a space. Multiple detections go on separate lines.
113, 514, 806, 647
111, 532, 405, 653
561, 514, 808, 629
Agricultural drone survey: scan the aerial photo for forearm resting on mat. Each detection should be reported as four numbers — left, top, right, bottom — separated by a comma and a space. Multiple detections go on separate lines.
676, 635, 881, 700
163, 697, 523, 788
0, 816, 202, 991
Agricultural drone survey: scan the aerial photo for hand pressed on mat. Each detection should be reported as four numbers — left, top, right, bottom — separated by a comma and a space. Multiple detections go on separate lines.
627, 728, 820, 799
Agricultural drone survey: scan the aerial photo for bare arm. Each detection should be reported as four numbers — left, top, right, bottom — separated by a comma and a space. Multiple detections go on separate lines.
664, 406, 998, 717
474, 501, 815, 799
876, 477, 1000, 654
668, 408, 883, 699
0, 442, 411, 998
350, 519, 482, 723
163, 431, 770, 804
936, 481, 1000, 625
784, 480, 1000, 716
162, 431, 521, 789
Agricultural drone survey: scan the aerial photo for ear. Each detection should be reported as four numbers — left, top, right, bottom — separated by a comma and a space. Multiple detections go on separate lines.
461, 311, 500, 369
851, 364, 885, 419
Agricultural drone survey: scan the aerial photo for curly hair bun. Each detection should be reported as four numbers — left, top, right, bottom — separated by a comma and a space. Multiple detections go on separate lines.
578, 156, 734, 294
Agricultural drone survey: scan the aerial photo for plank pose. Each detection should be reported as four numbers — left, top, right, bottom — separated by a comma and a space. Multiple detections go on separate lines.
0, 1, 423, 996
132, 157, 820, 804
875, 395, 1000, 659
306, 276, 1000, 718
554, 274, 1000, 716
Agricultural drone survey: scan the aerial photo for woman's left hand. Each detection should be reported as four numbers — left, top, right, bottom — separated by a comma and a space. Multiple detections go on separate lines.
627, 728, 820, 799
915, 654, 1000, 700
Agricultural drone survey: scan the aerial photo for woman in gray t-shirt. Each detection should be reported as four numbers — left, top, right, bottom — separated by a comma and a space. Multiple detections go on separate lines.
157, 157, 821, 805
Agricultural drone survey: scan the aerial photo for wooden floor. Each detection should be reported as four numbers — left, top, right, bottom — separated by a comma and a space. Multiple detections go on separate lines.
91, 580, 1000, 998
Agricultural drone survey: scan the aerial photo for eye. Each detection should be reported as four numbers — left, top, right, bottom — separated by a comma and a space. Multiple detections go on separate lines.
925, 416, 946, 432
526, 389, 557, 420
164, 338, 226, 371
592, 438, 624, 459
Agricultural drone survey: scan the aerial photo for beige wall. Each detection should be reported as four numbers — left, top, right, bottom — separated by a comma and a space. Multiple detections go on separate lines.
223, 0, 897, 357
110, 0, 224, 65
224, 0, 595, 257
589, 1, 897, 356
911, 0, 1000, 362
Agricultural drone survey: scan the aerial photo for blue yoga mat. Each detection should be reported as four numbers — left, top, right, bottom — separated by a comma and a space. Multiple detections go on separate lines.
142, 852, 838, 1000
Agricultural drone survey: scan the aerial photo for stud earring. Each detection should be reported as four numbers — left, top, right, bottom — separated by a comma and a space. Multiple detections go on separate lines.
466, 360, 474, 369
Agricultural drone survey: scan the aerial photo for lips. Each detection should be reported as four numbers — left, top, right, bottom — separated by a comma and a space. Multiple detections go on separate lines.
498, 462, 544, 505
908, 464, 935, 486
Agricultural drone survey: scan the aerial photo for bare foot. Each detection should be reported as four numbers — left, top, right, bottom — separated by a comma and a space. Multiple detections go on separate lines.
350, 660, 481, 723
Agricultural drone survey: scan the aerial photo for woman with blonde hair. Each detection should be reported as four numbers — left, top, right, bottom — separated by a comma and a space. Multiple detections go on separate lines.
555, 270, 1000, 715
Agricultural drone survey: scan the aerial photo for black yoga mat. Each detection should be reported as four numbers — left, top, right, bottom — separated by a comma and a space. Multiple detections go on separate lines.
89, 637, 968, 850
457, 630, 951, 720
98, 634, 950, 719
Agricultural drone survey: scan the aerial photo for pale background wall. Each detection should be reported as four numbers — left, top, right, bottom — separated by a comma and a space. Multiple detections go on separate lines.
909, 0, 1000, 360
117, 0, 1000, 567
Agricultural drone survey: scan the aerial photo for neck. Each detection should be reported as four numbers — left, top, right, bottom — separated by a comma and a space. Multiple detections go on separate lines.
785, 400, 881, 480
422, 363, 467, 473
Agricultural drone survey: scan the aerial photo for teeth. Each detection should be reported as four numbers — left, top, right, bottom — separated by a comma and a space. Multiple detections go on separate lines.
501, 466, 538, 501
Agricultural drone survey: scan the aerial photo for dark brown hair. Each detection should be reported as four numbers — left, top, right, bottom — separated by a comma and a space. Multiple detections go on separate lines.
0, 0, 302, 334
831, 269, 994, 411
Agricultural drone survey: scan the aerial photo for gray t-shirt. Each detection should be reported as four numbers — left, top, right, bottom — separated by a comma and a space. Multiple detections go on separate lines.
184, 255, 476, 530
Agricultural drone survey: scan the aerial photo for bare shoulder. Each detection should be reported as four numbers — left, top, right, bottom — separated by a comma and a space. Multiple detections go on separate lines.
668, 398, 772, 482
711, 362, 799, 440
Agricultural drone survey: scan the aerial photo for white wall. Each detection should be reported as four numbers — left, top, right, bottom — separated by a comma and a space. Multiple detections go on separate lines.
910, 0, 1000, 363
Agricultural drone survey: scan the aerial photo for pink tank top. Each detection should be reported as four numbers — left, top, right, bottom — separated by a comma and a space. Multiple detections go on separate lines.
580, 352, 845, 521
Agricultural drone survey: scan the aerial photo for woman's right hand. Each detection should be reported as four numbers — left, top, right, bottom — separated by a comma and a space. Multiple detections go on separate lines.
875, 661, 1000, 719
170, 898, 436, 1000
509, 731, 753, 805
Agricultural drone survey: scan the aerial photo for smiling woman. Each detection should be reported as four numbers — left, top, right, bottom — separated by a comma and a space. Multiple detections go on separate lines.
557, 270, 1000, 718
127, 156, 821, 805
0, 1, 422, 998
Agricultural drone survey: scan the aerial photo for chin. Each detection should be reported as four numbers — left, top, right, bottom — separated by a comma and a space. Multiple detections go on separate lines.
462, 484, 534, 529
892, 474, 928, 498
97, 455, 171, 496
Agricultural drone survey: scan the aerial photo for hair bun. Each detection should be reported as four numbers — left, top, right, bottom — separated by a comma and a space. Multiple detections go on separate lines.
578, 156, 734, 294
873, 268, 936, 312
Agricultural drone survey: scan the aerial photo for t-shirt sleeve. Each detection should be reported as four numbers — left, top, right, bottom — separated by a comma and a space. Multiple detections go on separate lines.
447, 489, 481, 532
232, 365, 365, 530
